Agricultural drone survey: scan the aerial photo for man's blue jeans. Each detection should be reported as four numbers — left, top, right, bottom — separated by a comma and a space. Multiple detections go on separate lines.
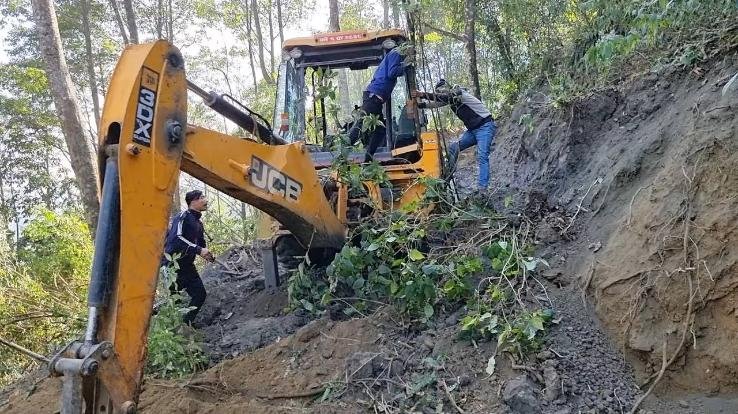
449, 120, 497, 189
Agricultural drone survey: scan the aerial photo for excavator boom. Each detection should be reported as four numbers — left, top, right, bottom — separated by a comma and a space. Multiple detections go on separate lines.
52, 41, 345, 414
54, 31, 445, 412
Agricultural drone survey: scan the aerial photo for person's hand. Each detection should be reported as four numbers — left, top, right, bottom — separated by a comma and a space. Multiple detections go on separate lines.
199, 248, 214, 262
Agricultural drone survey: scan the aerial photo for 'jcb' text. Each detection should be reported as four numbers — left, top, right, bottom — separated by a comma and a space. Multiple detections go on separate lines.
133, 87, 156, 146
249, 156, 302, 202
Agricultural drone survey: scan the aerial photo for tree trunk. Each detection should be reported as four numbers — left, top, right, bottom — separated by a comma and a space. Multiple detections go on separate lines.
167, 0, 173, 41
267, 0, 274, 74
123, 0, 139, 43
276, 0, 284, 46
328, 0, 339, 32
245, 3, 259, 92
485, 8, 516, 86
108, 0, 130, 44
0, 174, 10, 258
464, 0, 481, 98
391, 0, 400, 27
31, 0, 100, 232
81, 0, 101, 128
155, 0, 164, 38
328, 0, 351, 120
250, 0, 274, 84
328, 0, 341, 32
382, 0, 389, 28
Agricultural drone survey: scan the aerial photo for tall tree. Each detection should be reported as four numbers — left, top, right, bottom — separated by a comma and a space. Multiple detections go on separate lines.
244, 2, 259, 92
30, 0, 100, 231
391, 0, 400, 27
108, 0, 130, 44
80, 0, 101, 127
250, 0, 274, 84
267, 0, 274, 74
421, 6, 481, 98
382, 0, 389, 28
328, 0, 339, 31
463, 0, 481, 98
275, 0, 284, 46
328, 0, 351, 119
123, 0, 139, 43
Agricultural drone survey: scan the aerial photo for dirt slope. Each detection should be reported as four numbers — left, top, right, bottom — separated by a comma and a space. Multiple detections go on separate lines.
489, 51, 738, 397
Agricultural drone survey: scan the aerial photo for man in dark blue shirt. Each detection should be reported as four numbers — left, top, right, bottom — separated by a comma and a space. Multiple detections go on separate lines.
348, 47, 408, 161
162, 190, 213, 324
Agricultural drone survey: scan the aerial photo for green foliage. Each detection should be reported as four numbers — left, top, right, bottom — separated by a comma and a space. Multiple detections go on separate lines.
482, 240, 519, 277
199, 194, 257, 257
0, 64, 76, 232
442, 256, 479, 301
496, 309, 555, 353
326, 216, 439, 322
287, 261, 330, 316
146, 264, 208, 378
18, 209, 93, 284
0, 209, 91, 386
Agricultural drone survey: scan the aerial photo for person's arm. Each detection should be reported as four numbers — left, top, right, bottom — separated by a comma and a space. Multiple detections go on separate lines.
418, 101, 447, 109
412, 89, 454, 105
174, 213, 204, 256
388, 50, 406, 79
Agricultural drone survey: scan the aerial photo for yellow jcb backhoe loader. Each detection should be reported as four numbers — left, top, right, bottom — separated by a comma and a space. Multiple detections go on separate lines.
51, 30, 446, 413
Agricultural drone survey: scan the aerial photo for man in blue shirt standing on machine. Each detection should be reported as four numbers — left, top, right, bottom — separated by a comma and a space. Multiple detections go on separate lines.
348, 46, 410, 162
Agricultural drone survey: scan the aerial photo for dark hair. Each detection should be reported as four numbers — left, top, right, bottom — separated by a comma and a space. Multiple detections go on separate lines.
185, 190, 203, 205
435, 79, 448, 89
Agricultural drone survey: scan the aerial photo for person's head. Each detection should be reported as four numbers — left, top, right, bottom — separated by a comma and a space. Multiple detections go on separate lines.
434, 79, 451, 94
185, 190, 208, 212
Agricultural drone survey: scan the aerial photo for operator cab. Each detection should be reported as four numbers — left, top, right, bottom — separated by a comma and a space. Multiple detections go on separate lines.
273, 29, 426, 167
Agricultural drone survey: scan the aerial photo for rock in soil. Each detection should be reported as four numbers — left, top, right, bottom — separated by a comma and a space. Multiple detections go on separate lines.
503, 375, 542, 414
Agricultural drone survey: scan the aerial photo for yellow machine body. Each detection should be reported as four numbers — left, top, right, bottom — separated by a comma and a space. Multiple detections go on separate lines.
54, 29, 445, 414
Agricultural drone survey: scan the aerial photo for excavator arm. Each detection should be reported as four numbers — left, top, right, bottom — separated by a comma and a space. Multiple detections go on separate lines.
51, 41, 345, 414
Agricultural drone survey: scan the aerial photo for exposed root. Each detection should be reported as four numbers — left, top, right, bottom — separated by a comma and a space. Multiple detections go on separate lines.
561, 177, 602, 234
441, 378, 465, 414
626, 185, 649, 227
580, 259, 595, 306
260, 386, 327, 400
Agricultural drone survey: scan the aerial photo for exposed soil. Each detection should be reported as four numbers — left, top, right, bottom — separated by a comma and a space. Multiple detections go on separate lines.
195, 246, 308, 362
491, 50, 738, 399
3, 49, 738, 414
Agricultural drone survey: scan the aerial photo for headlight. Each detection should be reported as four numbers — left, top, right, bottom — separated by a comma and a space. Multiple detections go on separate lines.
288, 48, 303, 59
382, 39, 396, 50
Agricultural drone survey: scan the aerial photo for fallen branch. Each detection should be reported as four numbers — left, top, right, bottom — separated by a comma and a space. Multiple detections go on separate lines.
0, 337, 49, 363
507, 354, 543, 383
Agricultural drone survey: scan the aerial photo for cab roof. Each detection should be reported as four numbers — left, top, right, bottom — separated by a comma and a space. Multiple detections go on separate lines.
282, 29, 406, 50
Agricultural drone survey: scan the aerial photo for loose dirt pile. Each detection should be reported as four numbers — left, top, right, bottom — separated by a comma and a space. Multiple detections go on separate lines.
196, 246, 308, 362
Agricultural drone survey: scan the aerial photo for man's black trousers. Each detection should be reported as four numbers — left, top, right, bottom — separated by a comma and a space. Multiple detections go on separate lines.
169, 262, 206, 324
348, 92, 386, 161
